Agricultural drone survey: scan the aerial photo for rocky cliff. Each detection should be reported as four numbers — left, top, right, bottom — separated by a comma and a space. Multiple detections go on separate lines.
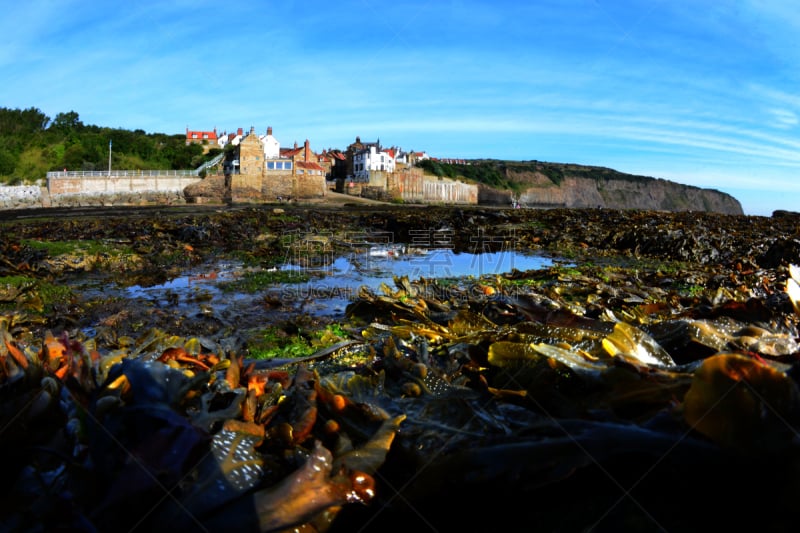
474, 163, 743, 214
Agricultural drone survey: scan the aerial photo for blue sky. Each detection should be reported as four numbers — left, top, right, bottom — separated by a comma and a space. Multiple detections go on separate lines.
2, 0, 799, 216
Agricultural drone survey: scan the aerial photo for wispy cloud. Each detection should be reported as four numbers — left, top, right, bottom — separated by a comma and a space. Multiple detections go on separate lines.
767, 109, 799, 129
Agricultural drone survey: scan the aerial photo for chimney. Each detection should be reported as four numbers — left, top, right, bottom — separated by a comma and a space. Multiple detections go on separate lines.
304, 139, 310, 162
267, 126, 273, 136
294, 141, 298, 149
237, 127, 243, 136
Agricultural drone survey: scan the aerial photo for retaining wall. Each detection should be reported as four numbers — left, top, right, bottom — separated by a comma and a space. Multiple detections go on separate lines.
47, 172, 201, 195
0, 172, 203, 209
387, 169, 478, 204
0, 185, 44, 209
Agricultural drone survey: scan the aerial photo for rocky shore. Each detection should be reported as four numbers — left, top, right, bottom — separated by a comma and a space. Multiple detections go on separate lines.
3, 204, 800, 531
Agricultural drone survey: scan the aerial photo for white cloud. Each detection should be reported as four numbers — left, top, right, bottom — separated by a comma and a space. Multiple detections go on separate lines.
768, 109, 799, 129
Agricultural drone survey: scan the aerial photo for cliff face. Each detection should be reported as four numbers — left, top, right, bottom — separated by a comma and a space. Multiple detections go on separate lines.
478, 167, 743, 215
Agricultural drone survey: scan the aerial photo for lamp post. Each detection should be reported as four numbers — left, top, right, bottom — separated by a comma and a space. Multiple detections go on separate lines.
108, 140, 112, 175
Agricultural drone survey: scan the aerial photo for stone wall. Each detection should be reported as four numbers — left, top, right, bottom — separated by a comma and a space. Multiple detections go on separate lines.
184, 174, 228, 204
48, 174, 201, 195
386, 168, 477, 204
388, 169, 424, 201
1, 174, 200, 209
0, 185, 44, 209
295, 173, 326, 198
262, 171, 294, 200
0, 183, 190, 209
366, 171, 390, 190
50, 190, 187, 207
422, 178, 477, 204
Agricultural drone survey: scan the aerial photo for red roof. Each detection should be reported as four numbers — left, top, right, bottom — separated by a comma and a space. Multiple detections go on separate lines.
385, 148, 395, 159
186, 129, 218, 141
281, 147, 303, 157
296, 161, 325, 172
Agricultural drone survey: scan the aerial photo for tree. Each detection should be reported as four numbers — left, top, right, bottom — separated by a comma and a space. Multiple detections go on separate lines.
62, 144, 87, 170
15, 147, 49, 183
0, 106, 49, 135
0, 106, 233, 182
0, 148, 17, 175
50, 111, 84, 133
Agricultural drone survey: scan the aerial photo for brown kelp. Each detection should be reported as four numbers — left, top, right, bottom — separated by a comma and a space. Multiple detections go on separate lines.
4, 206, 800, 531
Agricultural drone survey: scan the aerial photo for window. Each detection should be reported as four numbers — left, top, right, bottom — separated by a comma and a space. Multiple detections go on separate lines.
285, 162, 292, 170
267, 162, 275, 170
297, 169, 304, 174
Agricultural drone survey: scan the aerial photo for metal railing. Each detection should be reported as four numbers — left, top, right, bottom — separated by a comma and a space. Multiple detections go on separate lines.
46, 170, 200, 178
195, 152, 226, 173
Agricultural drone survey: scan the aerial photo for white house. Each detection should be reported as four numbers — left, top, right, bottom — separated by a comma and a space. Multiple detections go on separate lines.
353, 146, 396, 181
395, 149, 430, 166
259, 126, 281, 159
394, 149, 409, 166
218, 127, 245, 148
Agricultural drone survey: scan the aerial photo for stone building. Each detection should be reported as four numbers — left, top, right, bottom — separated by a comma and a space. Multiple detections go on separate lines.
289, 139, 326, 198
230, 127, 264, 202
229, 127, 326, 202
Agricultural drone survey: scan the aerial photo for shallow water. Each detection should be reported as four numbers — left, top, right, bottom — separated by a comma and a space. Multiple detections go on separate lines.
284, 247, 552, 287
108, 248, 555, 318
276, 247, 554, 315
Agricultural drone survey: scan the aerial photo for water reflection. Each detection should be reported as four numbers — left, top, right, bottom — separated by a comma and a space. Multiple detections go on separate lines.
117, 247, 554, 317
274, 247, 554, 315
284, 248, 552, 289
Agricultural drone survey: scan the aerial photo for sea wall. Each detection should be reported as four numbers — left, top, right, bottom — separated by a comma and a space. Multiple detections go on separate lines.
0, 185, 44, 209
0, 184, 190, 209
0, 172, 202, 209
45, 172, 200, 207
387, 169, 478, 204
47, 172, 201, 195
